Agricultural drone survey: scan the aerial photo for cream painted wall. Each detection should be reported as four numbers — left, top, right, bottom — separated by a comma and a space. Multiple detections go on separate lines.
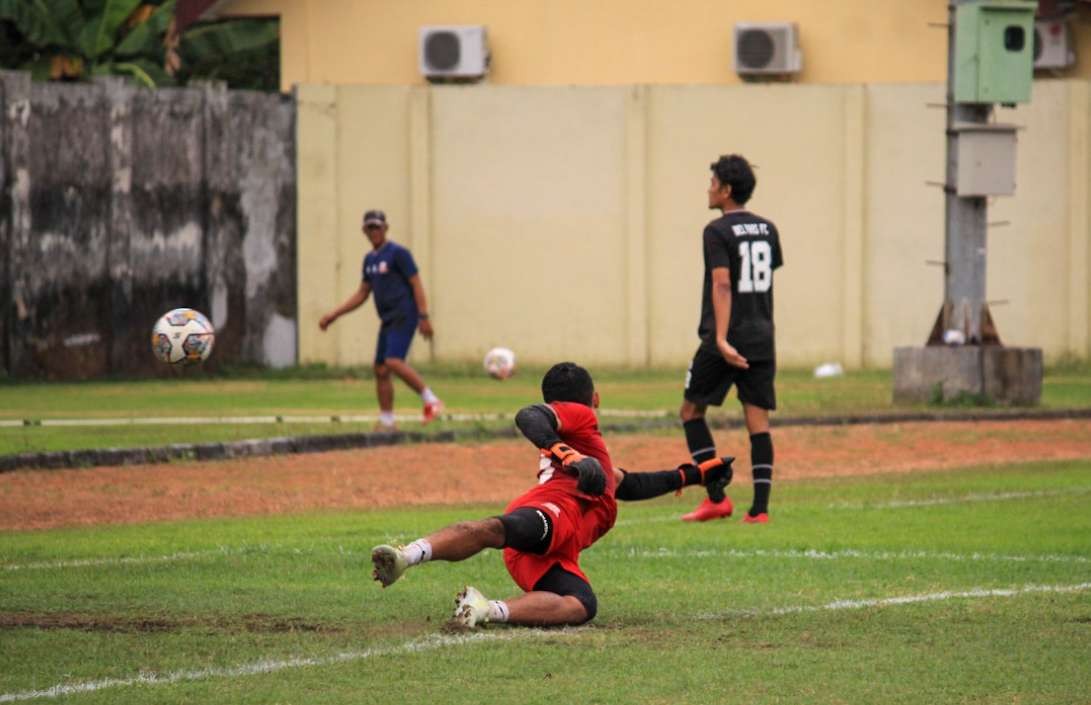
863, 83, 947, 367
219, 0, 1091, 91
429, 87, 630, 364
296, 80, 1091, 369
991, 83, 1076, 356
221, 0, 951, 90
644, 84, 852, 367
296, 85, 431, 367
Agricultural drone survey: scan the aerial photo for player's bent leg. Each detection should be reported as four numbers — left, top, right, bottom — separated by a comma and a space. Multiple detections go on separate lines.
383, 357, 425, 393
501, 591, 590, 627
513, 565, 597, 626
385, 356, 444, 423
450, 566, 595, 628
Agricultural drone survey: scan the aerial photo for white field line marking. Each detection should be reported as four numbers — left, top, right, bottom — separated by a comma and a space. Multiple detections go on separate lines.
3, 583, 1087, 702
613, 487, 1091, 528
697, 581, 1091, 620
1, 546, 274, 572
7, 540, 1088, 574
0, 628, 576, 704
829, 486, 1091, 509
605, 546, 1091, 565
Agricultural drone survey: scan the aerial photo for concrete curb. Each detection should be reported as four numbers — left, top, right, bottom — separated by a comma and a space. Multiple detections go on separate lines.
2, 407, 1090, 474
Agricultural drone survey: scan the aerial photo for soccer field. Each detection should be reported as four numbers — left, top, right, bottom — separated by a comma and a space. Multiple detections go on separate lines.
2, 460, 1089, 704
2, 363, 1090, 456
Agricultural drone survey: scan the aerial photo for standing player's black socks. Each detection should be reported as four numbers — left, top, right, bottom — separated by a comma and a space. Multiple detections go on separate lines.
749, 432, 773, 515
683, 418, 723, 502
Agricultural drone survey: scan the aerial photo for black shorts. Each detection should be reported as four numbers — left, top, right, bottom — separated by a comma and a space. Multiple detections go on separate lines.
684, 346, 776, 410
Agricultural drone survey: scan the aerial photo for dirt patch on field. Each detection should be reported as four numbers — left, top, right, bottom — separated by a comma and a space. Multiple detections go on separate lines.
1, 419, 1089, 531
0, 611, 341, 634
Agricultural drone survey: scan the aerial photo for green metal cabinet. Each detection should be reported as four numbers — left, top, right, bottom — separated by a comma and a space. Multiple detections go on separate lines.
954, 0, 1037, 104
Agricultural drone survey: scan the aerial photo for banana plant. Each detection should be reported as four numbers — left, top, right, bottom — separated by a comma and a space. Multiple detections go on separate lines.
0, 0, 278, 90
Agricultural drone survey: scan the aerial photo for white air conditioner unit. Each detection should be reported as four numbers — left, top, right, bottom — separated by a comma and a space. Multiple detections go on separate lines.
1033, 19, 1075, 70
734, 22, 802, 76
419, 25, 489, 81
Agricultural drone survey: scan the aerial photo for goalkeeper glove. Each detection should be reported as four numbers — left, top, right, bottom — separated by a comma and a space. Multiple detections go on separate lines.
549, 443, 607, 495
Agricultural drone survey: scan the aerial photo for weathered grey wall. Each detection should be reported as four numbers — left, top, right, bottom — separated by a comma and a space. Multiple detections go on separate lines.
0, 72, 296, 379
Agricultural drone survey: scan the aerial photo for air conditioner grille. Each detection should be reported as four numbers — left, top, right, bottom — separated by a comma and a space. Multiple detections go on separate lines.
424, 31, 461, 70
737, 29, 775, 69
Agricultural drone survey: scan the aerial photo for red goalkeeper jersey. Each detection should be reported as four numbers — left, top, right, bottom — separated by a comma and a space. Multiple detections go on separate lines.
503, 401, 618, 591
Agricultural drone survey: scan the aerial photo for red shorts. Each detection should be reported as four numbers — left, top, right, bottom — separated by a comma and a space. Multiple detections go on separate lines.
501, 485, 616, 592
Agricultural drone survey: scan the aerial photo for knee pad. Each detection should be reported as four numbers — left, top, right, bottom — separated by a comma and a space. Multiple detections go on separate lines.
498, 507, 553, 554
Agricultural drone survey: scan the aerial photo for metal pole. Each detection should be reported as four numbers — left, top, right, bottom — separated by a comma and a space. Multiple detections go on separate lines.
944, 0, 991, 343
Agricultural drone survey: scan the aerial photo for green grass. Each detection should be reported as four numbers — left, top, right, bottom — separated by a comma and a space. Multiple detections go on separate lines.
1, 460, 1089, 704
2, 363, 1089, 455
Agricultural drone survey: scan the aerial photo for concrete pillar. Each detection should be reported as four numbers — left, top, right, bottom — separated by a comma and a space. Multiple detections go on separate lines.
294, 83, 340, 364
1068, 80, 1090, 358
1, 72, 31, 376
0, 72, 8, 376
408, 86, 433, 362
893, 345, 1042, 404
197, 79, 244, 365
842, 84, 867, 368
97, 76, 136, 374
624, 85, 649, 367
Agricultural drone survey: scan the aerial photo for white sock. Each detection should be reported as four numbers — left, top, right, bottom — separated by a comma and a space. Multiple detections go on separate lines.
378, 411, 396, 427
421, 387, 439, 404
402, 539, 432, 566
488, 600, 510, 623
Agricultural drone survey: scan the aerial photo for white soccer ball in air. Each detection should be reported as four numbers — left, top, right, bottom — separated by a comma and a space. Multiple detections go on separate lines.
483, 346, 516, 380
151, 308, 216, 365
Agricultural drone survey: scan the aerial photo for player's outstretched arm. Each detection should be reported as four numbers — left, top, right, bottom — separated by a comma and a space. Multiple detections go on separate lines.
615, 457, 734, 501
319, 282, 371, 330
514, 405, 607, 495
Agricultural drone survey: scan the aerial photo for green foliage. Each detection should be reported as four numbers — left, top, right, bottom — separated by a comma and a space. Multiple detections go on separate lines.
175, 19, 280, 91
0, 0, 280, 91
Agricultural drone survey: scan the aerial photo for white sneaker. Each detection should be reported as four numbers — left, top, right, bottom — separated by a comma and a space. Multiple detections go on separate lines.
371, 545, 408, 588
450, 585, 490, 628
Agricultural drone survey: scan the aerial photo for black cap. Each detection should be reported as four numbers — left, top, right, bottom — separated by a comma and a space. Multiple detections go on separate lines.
362, 210, 387, 227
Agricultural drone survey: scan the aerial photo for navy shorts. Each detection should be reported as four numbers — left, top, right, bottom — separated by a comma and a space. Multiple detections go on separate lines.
374, 318, 417, 364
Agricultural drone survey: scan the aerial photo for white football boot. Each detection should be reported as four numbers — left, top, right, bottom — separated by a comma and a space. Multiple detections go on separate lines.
370, 545, 408, 588
450, 586, 491, 628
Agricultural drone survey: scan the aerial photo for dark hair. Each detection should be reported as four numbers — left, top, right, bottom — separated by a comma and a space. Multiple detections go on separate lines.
710, 154, 756, 205
541, 362, 594, 406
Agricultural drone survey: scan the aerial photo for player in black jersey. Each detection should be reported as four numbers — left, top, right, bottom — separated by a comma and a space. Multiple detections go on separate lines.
680, 154, 784, 524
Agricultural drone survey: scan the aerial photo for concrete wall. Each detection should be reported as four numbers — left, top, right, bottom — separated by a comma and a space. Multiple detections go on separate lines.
0, 73, 296, 379
218, 0, 1091, 91
297, 79, 1091, 369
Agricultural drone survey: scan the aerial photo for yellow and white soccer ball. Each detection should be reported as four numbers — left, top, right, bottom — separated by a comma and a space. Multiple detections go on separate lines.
151, 308, 215, 365
483, 346, 516, 380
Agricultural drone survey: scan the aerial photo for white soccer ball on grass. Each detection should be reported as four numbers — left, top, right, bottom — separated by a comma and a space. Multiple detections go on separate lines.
483, 346, 516, 380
